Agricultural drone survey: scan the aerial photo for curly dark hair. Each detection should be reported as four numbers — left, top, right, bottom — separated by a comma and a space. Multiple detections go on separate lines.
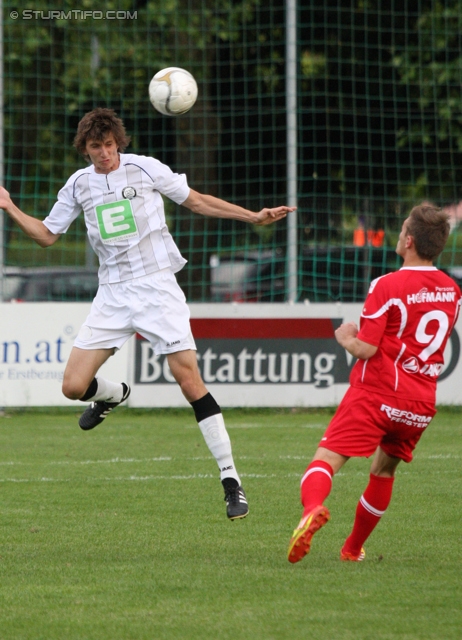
73, 108, 131, 157
407, 203, 450, 261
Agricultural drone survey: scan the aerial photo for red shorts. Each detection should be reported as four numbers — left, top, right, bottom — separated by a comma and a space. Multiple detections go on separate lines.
319, 387, 436, 462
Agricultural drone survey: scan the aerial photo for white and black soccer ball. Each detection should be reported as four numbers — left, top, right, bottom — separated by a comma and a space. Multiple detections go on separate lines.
149, 67, 198, 116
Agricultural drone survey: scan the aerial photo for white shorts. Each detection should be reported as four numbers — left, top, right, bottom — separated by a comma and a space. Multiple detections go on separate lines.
74, 269, 197, 355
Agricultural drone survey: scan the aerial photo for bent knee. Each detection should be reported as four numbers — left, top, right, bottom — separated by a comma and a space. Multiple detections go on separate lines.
62, 379, 89, 401
177, 377, 207, 403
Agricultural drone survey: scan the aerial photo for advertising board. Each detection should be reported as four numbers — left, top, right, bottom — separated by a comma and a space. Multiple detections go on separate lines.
0, 303, 460, 407
0, 303, 128, 407
130, 303, 462, 408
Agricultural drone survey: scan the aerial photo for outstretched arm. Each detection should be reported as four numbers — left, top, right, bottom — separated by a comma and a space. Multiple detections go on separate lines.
182, 189, 296, 226
0, 186, 60, 247
335, 321, 378, 360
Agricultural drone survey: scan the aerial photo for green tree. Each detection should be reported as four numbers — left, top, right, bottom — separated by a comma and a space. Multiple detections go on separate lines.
391, 0, 462, 204
5, 0, 285, 297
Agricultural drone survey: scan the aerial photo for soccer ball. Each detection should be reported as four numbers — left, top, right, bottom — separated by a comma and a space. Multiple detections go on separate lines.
149, 67, 198, 116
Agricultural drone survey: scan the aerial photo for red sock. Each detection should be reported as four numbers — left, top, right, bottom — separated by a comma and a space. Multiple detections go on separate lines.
300, 460, 334, 513
343, 473, 395, 555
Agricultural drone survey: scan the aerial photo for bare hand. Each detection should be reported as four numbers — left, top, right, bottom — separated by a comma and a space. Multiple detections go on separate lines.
254, 206, 296, 226
0, 186, 12, 211
335, 321, 359, 347
335, 321, 378, 359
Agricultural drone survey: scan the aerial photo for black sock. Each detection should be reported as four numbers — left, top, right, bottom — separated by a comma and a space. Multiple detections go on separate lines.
80, 377, 98, 401
190, 392, 221, 422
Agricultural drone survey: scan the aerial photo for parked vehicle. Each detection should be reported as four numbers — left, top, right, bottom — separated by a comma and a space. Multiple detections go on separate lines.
210, 249, 286, 302
2, 266, 99, 302
210, 246, 399, 303
440, 266, 462, 288
300, 245, 399, 302
1, 266, 25, 301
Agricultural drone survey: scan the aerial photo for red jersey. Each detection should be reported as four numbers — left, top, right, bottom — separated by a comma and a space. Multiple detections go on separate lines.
350, 266, 461, 402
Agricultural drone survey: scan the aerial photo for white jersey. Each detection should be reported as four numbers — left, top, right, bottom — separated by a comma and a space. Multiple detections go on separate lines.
43, 153, 190, 283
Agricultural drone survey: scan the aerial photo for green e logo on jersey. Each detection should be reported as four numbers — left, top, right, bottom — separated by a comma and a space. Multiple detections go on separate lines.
95, 199, 139, 244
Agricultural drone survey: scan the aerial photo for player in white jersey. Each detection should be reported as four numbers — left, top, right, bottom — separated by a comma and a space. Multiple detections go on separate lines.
0, 108, 296, 520
287, 203, 461, 562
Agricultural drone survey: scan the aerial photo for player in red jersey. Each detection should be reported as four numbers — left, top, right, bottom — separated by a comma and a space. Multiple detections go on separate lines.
287, 203, 461, 564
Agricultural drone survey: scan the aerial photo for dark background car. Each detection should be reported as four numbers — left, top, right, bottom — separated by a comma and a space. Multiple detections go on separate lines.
439, 266, 462, 289
210, 249, 286, 302
210, 246, 399, 303
300, 245, 400, 302
1, 266, 25, 301
2, 267, 99, 302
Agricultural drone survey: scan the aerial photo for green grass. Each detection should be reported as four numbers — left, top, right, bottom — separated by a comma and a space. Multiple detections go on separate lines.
0, 407, 460, 640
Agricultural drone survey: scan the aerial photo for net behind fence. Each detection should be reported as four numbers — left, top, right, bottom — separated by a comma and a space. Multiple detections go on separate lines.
2, 1, 462, 302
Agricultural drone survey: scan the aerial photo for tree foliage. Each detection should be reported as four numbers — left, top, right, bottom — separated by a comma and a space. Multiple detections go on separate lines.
3, 0, 462, 295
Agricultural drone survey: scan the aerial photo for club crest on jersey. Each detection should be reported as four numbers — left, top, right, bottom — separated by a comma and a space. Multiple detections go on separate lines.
122, 186, 137, 200
402, 357, 419, 373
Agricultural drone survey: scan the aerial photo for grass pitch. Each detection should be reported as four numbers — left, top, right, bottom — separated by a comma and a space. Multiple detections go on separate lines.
0, 406, 460, 640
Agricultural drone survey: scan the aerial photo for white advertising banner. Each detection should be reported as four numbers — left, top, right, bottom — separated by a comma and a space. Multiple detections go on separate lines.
133, 302, 462, 408
0, 302, 460, 407
0, 303, 129, 407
